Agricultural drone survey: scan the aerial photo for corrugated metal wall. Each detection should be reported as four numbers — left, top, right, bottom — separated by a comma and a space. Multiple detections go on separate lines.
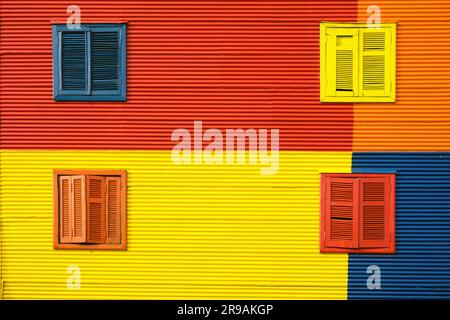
0, 0, 358, 300
2, 0, 450, 300
354, 0, 450, 150
349, 152, 450, 299
347, 0, 450, 299
0, 0, 356, 151
1, 150, 350, 299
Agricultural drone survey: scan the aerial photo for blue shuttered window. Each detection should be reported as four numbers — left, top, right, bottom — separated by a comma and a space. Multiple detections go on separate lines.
52, 24, 126, 101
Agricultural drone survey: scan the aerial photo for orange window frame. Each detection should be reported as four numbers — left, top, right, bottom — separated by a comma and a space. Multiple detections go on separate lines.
53, 170, 127, 250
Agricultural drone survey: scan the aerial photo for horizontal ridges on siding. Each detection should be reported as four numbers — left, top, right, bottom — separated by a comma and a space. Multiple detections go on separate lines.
349, 152, 450, 299
0, 0, 357, 151
1, 150, 351, 299
355, 1, 450, 150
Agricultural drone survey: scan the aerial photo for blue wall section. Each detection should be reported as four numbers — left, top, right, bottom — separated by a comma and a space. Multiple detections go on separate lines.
348, 152, 450, 299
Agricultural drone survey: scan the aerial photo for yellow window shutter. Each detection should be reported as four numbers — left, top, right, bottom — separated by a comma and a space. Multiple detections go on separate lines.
359, 27, 395, 100
323, 27, 359, 99
320, 22, 396, 103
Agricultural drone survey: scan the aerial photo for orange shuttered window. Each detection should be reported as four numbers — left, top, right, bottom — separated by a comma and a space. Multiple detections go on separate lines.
54, 170, 127, 250
321, 173, 395, 254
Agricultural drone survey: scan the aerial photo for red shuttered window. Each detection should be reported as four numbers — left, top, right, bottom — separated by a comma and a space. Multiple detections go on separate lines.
321, 174, 395, 254
54, 170, 127, 250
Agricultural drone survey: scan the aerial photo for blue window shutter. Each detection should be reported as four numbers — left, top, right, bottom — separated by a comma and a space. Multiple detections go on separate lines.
60, 31, 88, 91
91, 31, 120, 91
53, 24, 126, 101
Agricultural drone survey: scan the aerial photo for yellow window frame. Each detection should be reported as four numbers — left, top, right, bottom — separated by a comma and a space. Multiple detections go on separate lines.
320, 22, 396, 103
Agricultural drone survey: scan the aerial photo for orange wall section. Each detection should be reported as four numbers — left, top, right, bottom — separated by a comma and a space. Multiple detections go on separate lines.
354, 0, 450, 151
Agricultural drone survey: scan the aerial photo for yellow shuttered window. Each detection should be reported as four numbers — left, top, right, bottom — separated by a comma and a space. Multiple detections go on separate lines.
320, 23, 396, 103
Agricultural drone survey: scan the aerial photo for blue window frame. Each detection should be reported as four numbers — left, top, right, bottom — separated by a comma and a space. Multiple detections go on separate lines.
52, 24, 126, 101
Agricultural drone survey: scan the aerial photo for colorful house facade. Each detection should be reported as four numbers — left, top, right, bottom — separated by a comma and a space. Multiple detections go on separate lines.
0, 0, 449, 299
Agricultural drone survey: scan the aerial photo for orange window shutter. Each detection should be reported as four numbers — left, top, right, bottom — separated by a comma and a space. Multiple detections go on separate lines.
71, 175, 87, 243
359, 176, 395, 250
86, 175, 106, 244
106, 177, 121, 244
325, 177, 359, 249
59, 176, 72, 243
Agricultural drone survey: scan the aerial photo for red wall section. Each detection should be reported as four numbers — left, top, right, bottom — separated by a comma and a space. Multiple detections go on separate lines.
0, 1, 356, 151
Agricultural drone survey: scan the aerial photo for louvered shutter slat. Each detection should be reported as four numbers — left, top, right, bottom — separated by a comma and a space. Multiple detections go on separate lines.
336, 50, 354, 92
61, 31, 87, 91
325, 177, 359, 248
87, 176, 106, 244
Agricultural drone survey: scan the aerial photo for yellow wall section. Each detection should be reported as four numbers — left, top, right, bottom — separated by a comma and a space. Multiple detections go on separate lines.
0, 150, 351, 299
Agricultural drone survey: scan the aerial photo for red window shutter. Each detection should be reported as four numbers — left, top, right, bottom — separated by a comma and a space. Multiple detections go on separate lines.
86, 175, 106, 244
71, 175, 87, 243
59, 176, 72, 243
106, 177, 121, 244
359, 176, 394, 249
324, 177, 359, 249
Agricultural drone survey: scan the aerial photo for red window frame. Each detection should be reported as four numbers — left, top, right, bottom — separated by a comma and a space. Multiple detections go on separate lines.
320, 173, 395, 254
